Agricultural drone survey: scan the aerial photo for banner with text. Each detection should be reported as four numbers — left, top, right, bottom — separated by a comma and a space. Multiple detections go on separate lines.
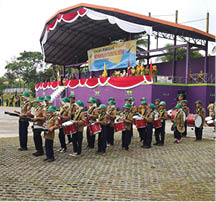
88, 40, 136, 72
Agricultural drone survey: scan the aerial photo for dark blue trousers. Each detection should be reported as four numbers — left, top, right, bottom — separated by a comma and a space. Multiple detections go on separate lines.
59, 128, 66, 149
98, 126, 107, 152
72, 131, 83, 154
45, 139, 54, 159
87, 127, 95, 148
155, 122, 166, 144
19, 120, 29, 149
106, 125, 114, 145
122, 129, 131, 150
146, 123, 153, 147
33, 129, 43, 153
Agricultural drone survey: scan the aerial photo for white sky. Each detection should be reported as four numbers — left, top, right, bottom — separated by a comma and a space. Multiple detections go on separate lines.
0, 0, 215, 76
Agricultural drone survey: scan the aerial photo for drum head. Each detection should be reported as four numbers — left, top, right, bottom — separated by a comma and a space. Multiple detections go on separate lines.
207, 120, 214, 124
195, 115, 202, 128
205, 116, 212, 121
167, 110, 173, 117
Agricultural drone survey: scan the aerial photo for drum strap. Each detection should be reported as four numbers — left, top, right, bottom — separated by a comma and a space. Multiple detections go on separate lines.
21, 101, 31, 113
88, 106, 96, 114
74, 110, 82, 121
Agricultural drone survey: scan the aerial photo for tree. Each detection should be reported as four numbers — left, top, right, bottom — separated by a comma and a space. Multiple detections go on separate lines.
158, 43, 203, 62
4, 51, 44, 96
0, 77, 8, 95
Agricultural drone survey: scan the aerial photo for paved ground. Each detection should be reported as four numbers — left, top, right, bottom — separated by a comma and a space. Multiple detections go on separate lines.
0, 106, 215, 201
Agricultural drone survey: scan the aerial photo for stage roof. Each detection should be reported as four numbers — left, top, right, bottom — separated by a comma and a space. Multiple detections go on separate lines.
40, 3, 215, 66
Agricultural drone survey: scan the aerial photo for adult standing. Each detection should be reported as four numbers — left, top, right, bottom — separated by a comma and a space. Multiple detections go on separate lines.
14, 92, 32, 151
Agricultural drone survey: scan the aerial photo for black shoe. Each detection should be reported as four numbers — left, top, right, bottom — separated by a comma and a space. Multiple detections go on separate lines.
153, 142, 160, 146
18, 147, 28, 151
43, 158, 49, 161
144, 146, 151, 149
158, 143, 164, 146
47, 158, 55, 162
32, 152, 44, 156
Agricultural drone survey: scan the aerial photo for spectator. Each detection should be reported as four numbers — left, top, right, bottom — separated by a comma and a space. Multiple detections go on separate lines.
130, 66, 136, 76
120, 70, 127, 77
207, 101, 215, 118
140, 65, 145, 76
197, 70, 204, 83
144, 66, 150, 75
136, 65, 141, 76
6, 98, 9, 106
152, 65, 158, 82
188, 69, 193, 83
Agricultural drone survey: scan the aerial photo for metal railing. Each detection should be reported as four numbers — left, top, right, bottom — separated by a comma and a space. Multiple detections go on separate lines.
156, 73, 215, 84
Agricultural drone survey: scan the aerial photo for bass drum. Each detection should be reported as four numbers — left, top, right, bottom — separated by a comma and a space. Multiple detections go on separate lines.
187, 114, 202, 128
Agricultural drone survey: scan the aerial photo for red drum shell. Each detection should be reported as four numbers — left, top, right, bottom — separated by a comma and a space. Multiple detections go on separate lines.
136, 119, 147, 128
63, 125, 69, 135
67, 123, 77, 135
114, 122, 126, 132
206, 120, 215, 127
133, 118, 136, 125
89, 123, 101, 135
187, 114, 196, 126
63, 122, 77, 135
84, 118, 89, 127
153, 120, 162, 128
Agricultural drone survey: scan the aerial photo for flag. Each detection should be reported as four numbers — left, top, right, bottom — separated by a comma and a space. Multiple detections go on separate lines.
128, 58, 130, 67
102, 61, 107, 77
150, 60, 153, 74
57, 68, 61, 81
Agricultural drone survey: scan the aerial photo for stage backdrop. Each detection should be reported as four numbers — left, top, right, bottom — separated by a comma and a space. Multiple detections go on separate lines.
88, 40, 136, 71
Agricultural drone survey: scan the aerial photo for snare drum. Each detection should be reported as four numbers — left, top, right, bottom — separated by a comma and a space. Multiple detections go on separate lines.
167, 109, 173, 119
153, 120, 162, 128
187, 114, 202, 128
206, 119, 215, 127
62, 121, 77, 135
205, 116, 213, 122
114, 122, 126, 132
133, 116, 140, 125
89, 123, 101, 135
135, 118, 147, 128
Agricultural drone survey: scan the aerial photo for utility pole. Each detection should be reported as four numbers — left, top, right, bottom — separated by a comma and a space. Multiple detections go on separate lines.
206, 12, 209, 33
175, 10, 178, 23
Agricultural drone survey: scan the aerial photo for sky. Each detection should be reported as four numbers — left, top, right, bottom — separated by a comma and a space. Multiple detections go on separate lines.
0, 0, 215, 77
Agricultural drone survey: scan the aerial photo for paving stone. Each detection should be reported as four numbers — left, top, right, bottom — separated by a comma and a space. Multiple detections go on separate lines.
0, 124, 215, 200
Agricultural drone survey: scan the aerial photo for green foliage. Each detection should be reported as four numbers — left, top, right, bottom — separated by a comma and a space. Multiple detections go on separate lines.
4, 51, 44, 96
158, 43, 204, 62
0, 77, 8, 95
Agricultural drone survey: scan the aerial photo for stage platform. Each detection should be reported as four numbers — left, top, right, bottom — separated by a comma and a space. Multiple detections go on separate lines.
35, 76, 215, 113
